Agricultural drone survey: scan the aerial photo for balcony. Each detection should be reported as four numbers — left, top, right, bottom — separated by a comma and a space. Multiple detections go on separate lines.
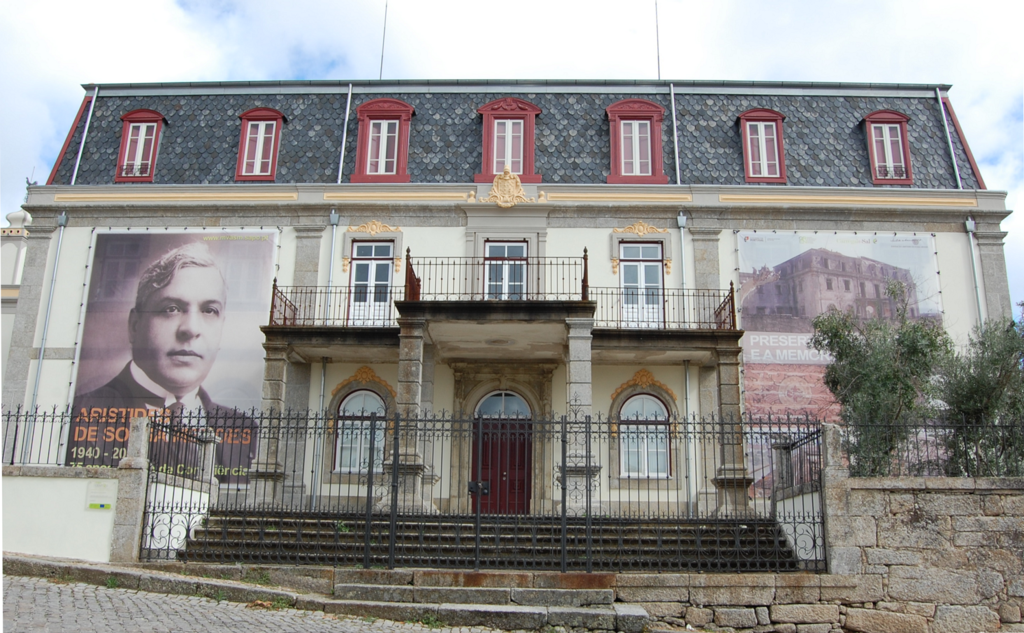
268, 249, 736, 331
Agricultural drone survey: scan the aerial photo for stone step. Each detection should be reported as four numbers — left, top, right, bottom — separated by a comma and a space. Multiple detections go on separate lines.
298, 598, 648, 633
330, 583, 616, 606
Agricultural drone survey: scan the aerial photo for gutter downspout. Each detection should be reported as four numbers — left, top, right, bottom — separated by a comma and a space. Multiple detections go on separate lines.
936, 88, 962, 190
336, 84, 353, 184
965, 218, 984, 325
71, 87, 99, 186
670, 83, 681, 186
24, 212, 68, 460
677, 212, 687, 290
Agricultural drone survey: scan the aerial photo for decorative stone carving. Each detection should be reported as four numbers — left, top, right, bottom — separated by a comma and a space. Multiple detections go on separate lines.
665, 258, 672, 275
611, 258, 619, 274
341, 257, 350, 273
480, 165, 535, 208
610, 369, 677, 402
393, 257, 402, 273
331, 366, 397, 398
613, 221, 669, 236
348, 220, 401, 235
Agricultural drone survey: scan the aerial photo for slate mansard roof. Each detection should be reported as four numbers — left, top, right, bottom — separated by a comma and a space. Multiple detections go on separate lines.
49, 79, 984, 190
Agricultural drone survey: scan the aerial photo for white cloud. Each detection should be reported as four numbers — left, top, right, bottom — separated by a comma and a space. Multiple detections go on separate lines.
1, 0, 1020, 307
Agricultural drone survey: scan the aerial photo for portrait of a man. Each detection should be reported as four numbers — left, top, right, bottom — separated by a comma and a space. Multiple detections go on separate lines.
67, 233, 275, 485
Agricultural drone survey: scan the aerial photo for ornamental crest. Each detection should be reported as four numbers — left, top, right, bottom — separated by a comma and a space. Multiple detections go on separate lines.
332, 366, 397, 399
480, 165, 535, 209
613, 221, 668, 237
348, 220, 401, 236
611, 369, 677, 402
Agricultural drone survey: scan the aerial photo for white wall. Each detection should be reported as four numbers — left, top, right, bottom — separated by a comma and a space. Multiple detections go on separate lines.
3, 475, 117, 562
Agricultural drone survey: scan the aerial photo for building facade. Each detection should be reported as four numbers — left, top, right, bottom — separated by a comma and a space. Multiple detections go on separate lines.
1, 80, 1012, 526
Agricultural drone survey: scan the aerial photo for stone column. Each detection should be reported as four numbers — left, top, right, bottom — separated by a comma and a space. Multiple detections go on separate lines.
291, 224, 327, 286
565, 318, 594, 419
711, 347, 753, 517
421, 344, 436, 415
688, 228, 722, 290
250, 340, 289, 505
2, 225, 55, 410
563, 317, 598, 511
110, 417, 150, 563
974, 230, 1013, 319
820, 423, 861, 574
392, 317, 433, 512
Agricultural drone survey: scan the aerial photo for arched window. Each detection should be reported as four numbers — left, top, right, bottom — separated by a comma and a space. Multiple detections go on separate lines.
335, 391, 386, 473
475, 391, 531, 419
619, 394, 669, 478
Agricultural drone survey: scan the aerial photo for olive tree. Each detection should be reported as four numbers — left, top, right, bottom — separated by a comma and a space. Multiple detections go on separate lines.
809, 280, 950, 475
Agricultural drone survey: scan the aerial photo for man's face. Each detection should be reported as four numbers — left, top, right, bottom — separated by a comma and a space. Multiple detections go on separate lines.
129, 266, 227, 397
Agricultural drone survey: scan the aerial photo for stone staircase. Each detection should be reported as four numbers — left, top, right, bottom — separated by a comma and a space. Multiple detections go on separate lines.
317, 568, 647, 632
180, 511, 807, 572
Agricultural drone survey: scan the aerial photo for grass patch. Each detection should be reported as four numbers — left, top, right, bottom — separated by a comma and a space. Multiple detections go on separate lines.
335, 521, 351, 533
416, 614, 446, 629
105, 577, 119, 589
243, 569, 273, 586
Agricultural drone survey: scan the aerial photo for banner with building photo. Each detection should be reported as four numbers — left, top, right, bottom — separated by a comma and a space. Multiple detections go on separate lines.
737, 231, 942, 418
66, 231, 276, 484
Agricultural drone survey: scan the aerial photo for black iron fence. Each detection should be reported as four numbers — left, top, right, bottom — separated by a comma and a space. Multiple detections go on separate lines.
404, 253, 588, 302
590, 285, 736, 330
843, 413, 1024, 478
2, 408, 824, 571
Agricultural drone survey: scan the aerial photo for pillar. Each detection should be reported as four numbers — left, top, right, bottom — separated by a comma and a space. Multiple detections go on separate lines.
109, 417, 150, 563
688, 227, 722, 291
975, 230, 1013, 319
563, 317, 598, 511
711, 347, 753, 516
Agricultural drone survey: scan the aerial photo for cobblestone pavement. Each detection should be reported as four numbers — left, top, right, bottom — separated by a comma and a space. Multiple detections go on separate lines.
3, 576, 506, 633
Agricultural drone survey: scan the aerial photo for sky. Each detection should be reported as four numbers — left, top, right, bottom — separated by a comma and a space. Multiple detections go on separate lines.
1, 0, 1021, 310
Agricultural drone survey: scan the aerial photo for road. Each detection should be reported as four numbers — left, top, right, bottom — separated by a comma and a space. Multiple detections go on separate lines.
2, 576, 509, 633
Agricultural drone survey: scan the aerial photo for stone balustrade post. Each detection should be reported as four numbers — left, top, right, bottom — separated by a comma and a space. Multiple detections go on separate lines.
109, 417, 150, 563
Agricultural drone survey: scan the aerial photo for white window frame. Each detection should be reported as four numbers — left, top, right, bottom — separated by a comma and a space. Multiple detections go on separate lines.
242, 120, 277, 176
620, 120, 652, 176
492, 119, 524, 174
367, 119, 399, 175
619, 395, 670, 479
871, 123, 906, 179
746, 121, 780, 178
335, 391, 386, 473
484, 241, 528, 300
123, 122, 157, 177
348, 241, 395, 326
619, 242, 664, 328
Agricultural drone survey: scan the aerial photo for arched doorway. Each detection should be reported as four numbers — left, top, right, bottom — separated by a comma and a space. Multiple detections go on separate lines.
472, 391, 532, 515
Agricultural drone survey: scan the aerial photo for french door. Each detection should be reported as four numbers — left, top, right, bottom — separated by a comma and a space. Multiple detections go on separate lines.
619, 243, 664, 327
349, 242, 393, 326
485, 242, 527, 300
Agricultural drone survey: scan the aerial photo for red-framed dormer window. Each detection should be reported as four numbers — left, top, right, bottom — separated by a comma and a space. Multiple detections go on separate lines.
606, 99, 669, 185
235, 108, 285, 181
864, 110, 913, 185
474, 97, 542, 184
352, 98, 414, 183
115, 109, 165, 183
739, 109, 787, 183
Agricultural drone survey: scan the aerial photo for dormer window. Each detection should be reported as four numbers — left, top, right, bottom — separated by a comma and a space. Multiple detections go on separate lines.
739, 109, 787, 183
606, 99, 669, 184
235, 108, 284, 181
864, 110, 912, 185
115, 109, 164, 183
475, 98, 541, 183
352, 98, 414, 183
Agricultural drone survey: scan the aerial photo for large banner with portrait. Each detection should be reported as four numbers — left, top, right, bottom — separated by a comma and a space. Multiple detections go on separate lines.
737, 231, 942, 419
66, 231, 276, 484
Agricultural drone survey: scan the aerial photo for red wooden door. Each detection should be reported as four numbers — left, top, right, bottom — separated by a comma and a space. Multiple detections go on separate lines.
472, 420, 532, 514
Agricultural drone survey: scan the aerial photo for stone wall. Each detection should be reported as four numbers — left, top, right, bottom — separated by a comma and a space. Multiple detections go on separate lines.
609, 425, 1023, 633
